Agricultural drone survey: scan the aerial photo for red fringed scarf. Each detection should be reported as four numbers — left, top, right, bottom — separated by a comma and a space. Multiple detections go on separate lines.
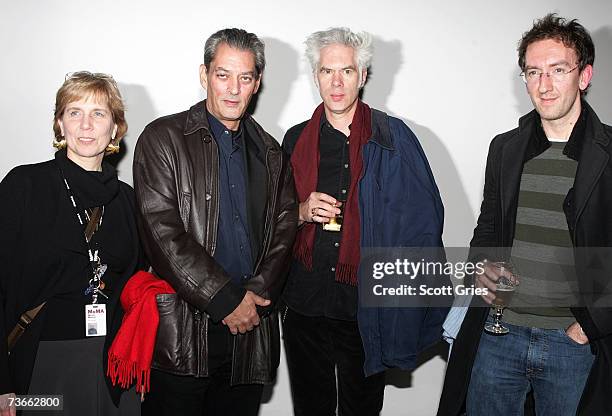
290, 100, 372, 286
107, 271, 175, 393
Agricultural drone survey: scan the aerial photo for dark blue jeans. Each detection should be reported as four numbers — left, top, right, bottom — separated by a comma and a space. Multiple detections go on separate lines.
466, 320, 594, 416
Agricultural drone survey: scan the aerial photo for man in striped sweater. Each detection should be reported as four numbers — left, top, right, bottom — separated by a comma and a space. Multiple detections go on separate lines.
437, 13, 612, 416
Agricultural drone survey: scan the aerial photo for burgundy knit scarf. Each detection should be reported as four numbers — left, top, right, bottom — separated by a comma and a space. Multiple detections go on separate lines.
290, 100, 372, 286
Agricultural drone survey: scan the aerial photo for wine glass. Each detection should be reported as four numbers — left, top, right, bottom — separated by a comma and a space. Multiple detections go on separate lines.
322, 200, 343, 232
484, 262, 519, 335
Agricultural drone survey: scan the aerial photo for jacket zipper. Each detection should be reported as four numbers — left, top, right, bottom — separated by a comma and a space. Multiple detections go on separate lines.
194, 309, 202, 376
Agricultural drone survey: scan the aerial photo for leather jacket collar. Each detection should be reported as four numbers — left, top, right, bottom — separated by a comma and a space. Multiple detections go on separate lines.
183, 100, 279, 155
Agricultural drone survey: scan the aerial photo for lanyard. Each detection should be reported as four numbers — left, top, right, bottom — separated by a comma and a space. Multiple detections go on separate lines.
59, 169, 108, 304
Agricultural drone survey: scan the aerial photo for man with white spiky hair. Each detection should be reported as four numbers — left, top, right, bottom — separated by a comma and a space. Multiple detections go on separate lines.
281, 27, 448, 416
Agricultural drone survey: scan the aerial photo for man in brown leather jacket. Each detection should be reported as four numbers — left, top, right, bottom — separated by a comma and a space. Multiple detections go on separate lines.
133, 28, 297, 416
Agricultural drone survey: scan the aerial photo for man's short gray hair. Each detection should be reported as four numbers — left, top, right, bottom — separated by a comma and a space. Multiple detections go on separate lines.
204, 28, 265, 77
305, 27, 373, 73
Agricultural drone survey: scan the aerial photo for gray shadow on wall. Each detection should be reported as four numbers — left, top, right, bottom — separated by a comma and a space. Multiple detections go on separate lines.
251, 37, 299, 405
511, 33, 532, 116
512, 68, 533, 116
587, 26, 612, 121
109, 83, 158, 185
361, 37, 474, 386
248, 37, 300, 142
363, 36, 475, 247
385, 342, 449, 388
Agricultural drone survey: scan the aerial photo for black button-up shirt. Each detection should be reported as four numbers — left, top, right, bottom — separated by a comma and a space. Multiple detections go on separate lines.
283, 116, 357, 321
207, 113, 253, 285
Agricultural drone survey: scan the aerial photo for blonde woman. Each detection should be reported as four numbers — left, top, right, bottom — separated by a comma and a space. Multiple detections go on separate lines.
0, 72, 143, 415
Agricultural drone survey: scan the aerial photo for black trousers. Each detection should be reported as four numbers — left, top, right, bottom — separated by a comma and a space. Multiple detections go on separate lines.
283, 308, 385, 416
142, 322, 263, 416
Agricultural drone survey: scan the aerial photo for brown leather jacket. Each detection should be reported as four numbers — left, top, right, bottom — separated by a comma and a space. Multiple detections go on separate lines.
133, 100, 297, 384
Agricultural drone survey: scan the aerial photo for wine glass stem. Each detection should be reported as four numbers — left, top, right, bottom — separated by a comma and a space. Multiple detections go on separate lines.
494, 306, 504, 327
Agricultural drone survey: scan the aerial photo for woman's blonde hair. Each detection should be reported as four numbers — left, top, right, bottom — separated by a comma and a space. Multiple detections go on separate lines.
53, 71, 127, 154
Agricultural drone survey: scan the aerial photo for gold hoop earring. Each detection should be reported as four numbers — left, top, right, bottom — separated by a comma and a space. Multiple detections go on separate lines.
105, 142, 120, 154
53, 138, 67, 150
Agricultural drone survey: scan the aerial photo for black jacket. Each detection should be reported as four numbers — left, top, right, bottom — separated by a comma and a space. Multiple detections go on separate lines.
0, 154, 143, 404
133, 100, 297, 384
437, 102, 612, 416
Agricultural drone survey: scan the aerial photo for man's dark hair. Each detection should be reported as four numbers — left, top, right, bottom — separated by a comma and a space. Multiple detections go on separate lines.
204, 28, 265, 77
518, 13, 595, 71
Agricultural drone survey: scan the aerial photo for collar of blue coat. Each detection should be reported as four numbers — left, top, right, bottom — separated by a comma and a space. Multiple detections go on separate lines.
314, 105, 395, 152
369, 108, 395, 151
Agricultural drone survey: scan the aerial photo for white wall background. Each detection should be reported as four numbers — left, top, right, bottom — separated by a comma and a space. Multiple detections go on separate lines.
1, 1, 611, 414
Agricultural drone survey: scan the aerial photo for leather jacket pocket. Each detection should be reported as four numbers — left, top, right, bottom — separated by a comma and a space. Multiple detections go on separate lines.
152, 293, 198, 375
180, 191, 192, 230
231, 312, 281, 384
